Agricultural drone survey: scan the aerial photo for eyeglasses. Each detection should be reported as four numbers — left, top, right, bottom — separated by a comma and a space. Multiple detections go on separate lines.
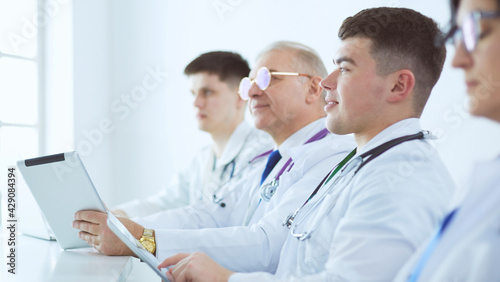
450, 10, 500, 53
238, 67, 312, 100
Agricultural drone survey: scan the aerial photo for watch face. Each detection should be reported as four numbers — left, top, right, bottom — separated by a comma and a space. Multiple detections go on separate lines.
141, 240, 154, 253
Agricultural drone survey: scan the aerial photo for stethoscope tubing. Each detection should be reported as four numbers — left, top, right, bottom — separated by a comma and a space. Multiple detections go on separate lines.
287, 131, 429, 241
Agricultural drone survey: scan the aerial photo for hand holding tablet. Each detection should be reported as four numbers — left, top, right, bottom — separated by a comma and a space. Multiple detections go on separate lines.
18, 151, 170, 281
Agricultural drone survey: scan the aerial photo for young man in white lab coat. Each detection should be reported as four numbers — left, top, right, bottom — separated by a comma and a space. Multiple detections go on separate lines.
158, 8, 456, 281
394, 0, 500, 280
72, 42, 355, 265
113, 51, 273, 217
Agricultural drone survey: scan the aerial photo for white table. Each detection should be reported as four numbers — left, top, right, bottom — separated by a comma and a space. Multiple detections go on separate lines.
0, 235, 161, 281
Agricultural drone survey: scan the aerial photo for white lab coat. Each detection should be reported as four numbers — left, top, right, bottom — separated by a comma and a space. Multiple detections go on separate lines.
230, 118, 456, 282
393, 155, 500, 282
137, 118, 356, 273
114, 121, 273, 217
135, 119, 334, 230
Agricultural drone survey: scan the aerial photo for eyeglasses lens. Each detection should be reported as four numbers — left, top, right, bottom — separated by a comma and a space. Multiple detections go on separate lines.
238, 67, 272, 100
256, 67, 271, 91
238, 77, 251, 100
463, 13, 478, 52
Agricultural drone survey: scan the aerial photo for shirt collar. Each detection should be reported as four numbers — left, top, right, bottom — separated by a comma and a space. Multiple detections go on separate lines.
215, 121, 253, 167
357, 118, 423, 155
278, 117, 327, 156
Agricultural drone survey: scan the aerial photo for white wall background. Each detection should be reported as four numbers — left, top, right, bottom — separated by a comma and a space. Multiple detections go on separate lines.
51, 0, 500, 206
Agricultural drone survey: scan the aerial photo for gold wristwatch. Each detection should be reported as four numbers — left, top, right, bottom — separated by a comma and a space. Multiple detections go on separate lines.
139, 228, 156, 255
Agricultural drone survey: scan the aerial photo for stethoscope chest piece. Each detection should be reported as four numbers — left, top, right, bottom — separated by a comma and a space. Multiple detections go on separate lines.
282, 131, 428, 241
260, 179, 279, 202
343, 156, 363, 176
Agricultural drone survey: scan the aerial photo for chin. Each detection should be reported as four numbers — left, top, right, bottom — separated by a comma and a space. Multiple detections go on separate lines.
469, 108, 493, 121
328, 127, 345, 135
326, 121, 351, 136
252, 116, 269, 131
325, 116, 340, 134
197, 123, 210, 132
467, 99, 485, 117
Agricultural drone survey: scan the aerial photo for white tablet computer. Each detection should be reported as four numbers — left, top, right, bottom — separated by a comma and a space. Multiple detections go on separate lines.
18, 151, 171, 281
17, 151, 106, 249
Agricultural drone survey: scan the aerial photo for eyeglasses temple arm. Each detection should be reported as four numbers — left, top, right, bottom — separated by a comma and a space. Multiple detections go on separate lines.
270, 72, 312, 78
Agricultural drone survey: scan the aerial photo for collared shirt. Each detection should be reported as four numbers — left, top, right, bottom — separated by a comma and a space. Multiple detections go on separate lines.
244, 118, 332, 225
138, 117, 355, 273
393, 154, 500, 282
278, 118, 328, 153
230, 118, 455, 281
114, 121, 273, 217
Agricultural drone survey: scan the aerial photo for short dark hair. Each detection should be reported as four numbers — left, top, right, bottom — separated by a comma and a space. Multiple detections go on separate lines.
338, 7, 447, 115
184, 51, 250, 88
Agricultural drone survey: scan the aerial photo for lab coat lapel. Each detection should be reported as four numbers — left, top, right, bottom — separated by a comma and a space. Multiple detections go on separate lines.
423, 182, 500, 275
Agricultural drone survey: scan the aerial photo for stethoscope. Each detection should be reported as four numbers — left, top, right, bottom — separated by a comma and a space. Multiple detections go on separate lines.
259, 128, 330, 202
260, 158, 293, 201
211, 159, 236, 207
211, 147, 279, 207
221, 159, 236, 180
240, 128, 331, 226
283, 131, 432, 241
209, 131, 256, 207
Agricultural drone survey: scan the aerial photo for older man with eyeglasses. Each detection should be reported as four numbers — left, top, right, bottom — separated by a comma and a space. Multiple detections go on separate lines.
72, 41, 355, 274
159, 7, 456, 282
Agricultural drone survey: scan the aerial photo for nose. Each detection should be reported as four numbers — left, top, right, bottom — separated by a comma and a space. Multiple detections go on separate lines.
248, 80, 263, 99
451, 42, 473, 70
193, 93, 204, 108
320, 70, 338, 92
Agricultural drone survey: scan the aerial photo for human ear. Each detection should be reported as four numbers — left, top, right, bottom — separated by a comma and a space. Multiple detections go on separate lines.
387, 70, 415, 103
231, 85, 246, 110
305, 76, 324, 104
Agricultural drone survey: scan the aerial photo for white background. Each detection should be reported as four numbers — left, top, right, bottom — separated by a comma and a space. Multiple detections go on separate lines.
12, 0, 500, 207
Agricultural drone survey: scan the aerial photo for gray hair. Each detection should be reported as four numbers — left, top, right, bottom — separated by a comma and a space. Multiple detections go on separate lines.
258, 41, 327, 78
257, 41, 327, 97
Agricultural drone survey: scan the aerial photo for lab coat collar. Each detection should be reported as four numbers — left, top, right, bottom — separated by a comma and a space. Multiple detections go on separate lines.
278, 118, 327, 156
287, 131, 356, 176
356, 118, 422, 156
215, 121, 253, 168
458, 156, 500, 211
424, 170, 500, 275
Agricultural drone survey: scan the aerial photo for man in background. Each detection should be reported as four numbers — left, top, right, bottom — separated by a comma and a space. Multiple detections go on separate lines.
160, 7, 454, 281
114, 51, 272, 217
73, 42, 355, 267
